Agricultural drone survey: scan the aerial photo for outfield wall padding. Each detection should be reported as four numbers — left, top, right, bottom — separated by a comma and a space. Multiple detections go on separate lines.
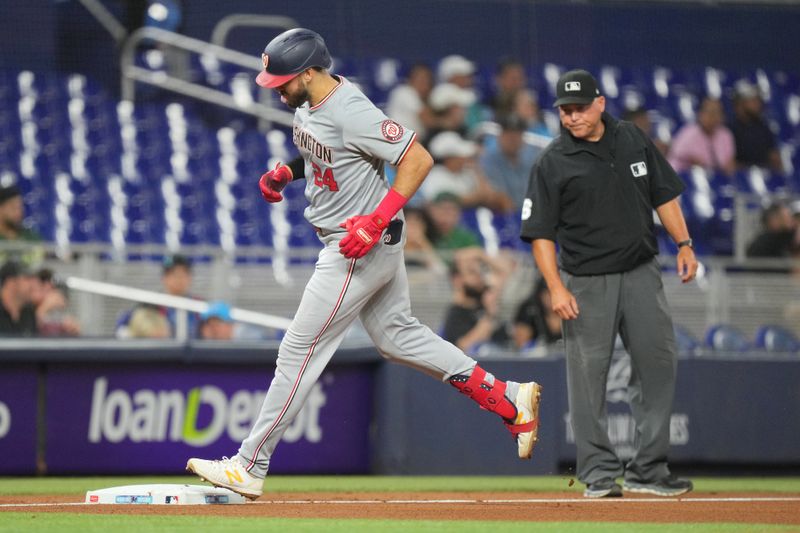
1, 343, 798, 475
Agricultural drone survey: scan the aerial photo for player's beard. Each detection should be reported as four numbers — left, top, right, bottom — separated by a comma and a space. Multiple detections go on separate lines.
282, 86, 310, 109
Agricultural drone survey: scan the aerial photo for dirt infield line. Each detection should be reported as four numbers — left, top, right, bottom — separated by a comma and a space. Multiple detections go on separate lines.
3, 496, 800, 508
3, 492, 799, 524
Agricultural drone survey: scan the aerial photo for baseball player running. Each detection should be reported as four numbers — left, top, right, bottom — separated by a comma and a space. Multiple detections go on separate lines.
186, 29, 541, 499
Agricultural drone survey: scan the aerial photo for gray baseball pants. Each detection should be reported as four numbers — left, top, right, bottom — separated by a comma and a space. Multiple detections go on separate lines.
562, 258, 678, 485
235, 231, 478, 477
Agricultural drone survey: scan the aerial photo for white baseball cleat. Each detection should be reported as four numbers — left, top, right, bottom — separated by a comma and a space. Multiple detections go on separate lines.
506, 382, 542, 460
186, 456, 263, 500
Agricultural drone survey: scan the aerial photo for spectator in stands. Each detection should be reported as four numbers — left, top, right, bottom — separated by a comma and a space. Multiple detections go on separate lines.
0, 184, 44, 268
159, 254, 200, 337
385, 63, 435, 138
668, 96, 736, 176
623, 107, 670, 156
510, 88, 552, 138
425, 192, 482, 257
403, 207, 447, 273
426, 83, 476, 142
746, 201, 799, 258
480, 114, 543, 212
436, 54, 485, 132
31, 268, 80, 337
126, 305, 171, 339
0, 260, 37, 336
198, 301, 237, 340
441, 251, 512, 355
421, 131, 513, 211
198, 301, 270, 341
488, 58, 528, 120
114, 254, 200, 338
512, 277, 562, 352
731, 80, 784, 174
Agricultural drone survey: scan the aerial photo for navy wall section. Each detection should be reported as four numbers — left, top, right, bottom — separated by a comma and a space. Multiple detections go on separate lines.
2, 1, 798, 94
372, 354, 800, 475
2, 344, 799, 475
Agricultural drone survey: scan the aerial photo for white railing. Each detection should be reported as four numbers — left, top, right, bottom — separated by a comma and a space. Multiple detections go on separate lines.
65, 276, 293, 341
210, 14, 299, 49
120, 26, 294, 127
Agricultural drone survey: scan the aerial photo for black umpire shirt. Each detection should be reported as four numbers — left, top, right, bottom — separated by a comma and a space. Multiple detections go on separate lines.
521, 112, 685, 276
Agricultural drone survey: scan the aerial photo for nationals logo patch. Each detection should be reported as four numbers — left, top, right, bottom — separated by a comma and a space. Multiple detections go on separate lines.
381, 120, 404, 143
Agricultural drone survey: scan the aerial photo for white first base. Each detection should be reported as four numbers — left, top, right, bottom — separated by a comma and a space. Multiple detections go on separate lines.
85, 484, 247, 505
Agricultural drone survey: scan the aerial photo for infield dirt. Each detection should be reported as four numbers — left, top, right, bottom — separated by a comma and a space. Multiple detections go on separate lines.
2, 491, 799, 524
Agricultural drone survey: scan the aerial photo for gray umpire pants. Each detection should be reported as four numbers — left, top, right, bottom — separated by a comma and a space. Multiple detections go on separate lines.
562, 258, 678, 485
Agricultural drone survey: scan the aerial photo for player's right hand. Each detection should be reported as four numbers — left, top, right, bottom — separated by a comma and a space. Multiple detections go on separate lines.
550, 285, 580, 320
338, 214, 387, 259
259, 162, 292, 203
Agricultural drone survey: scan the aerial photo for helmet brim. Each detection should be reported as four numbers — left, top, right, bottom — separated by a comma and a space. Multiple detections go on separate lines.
256, 70, 300, 89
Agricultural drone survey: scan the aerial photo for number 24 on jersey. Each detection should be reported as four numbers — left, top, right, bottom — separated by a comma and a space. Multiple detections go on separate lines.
311, 162, 339, 192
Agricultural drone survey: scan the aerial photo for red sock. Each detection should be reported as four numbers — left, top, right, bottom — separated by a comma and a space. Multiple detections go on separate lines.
449, 365, 517, 421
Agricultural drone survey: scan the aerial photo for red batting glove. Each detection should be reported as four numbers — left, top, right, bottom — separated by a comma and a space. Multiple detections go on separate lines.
338, 188, 408, 259
338, 214, 388, 259
259, 162, 292, 203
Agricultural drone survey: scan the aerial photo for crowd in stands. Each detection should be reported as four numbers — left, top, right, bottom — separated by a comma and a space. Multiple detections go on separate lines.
380, 54, 800, 356
0, 53, 798, 349
115, 254, 273, 340
0, 260, 79, 337
0, 183, 79, 338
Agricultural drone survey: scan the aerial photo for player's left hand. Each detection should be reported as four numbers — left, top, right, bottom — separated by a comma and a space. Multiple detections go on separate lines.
258, 163, 292, 203
338, 214, 388, 258
677, 246, 698, 283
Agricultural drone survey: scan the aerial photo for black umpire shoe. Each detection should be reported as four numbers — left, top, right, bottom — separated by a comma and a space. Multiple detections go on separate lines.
583, 478, 623, 498
623, 475, 693, 496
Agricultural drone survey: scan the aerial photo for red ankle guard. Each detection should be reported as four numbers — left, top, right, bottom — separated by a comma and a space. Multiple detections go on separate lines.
449, 365, 517, 420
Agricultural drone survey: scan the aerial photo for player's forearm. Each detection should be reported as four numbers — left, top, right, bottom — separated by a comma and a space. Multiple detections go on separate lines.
532, 239, 565, 292
655, 197, 690, 244
391, 141, 433, 199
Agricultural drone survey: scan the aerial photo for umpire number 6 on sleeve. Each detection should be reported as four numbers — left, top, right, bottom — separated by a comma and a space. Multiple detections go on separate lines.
521, 198, 533, 220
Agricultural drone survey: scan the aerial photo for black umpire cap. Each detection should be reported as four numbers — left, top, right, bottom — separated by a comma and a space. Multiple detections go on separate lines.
553, 69, 601, 108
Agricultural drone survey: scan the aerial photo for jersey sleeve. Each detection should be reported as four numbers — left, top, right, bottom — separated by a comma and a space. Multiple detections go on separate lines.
342, 97, 417, 166
520, 154, 560, 243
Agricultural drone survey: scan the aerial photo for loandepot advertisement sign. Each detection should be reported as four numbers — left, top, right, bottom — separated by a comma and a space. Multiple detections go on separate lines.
46, 364, 372, 474
0, 365, 38, 474
86, 377, 326, 447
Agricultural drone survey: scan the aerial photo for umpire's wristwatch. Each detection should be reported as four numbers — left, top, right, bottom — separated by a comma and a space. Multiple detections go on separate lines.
677, 238, 693, 250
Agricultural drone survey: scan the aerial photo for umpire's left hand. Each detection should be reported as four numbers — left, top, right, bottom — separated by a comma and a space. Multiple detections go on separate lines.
677, 247, 698, 283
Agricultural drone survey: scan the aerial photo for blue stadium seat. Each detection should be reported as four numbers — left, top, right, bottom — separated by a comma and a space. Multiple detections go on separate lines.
754, 325, 800, 353
704, 324, 751, 353
3, 64, 800, 253
674, 324, 702, 357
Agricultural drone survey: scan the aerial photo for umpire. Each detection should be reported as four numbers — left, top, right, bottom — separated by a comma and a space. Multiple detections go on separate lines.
521, 70, 698, 498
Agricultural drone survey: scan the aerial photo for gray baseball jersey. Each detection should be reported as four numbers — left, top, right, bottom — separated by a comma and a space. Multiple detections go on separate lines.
294, 77, 416, 233
234, 76, 482, 477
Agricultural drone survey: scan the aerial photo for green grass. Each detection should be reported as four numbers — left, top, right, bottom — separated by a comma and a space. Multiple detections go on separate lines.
0, 475, 798, 496
0, 515, 796, 533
